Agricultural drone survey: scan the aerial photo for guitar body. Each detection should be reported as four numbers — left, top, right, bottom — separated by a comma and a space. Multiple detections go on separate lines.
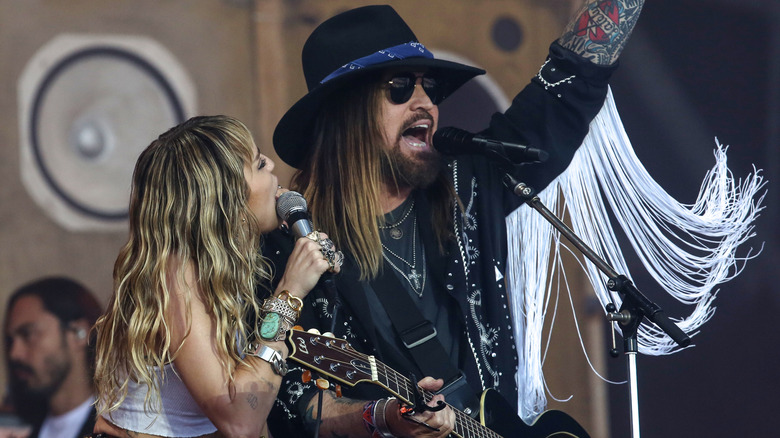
480, 389, 590, 438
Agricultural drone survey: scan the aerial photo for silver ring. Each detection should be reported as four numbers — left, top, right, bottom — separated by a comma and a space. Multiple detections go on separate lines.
319, 238, 335, 251
319, 246, 344, 272
320, 246, 336, 261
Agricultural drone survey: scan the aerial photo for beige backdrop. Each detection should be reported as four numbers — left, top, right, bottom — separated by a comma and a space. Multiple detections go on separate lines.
0, 0, 608, 435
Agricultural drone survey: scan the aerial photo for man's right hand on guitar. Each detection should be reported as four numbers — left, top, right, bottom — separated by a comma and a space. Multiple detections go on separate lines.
384, 377, 455, 438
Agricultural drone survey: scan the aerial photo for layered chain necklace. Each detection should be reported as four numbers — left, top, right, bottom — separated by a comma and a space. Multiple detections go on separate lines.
382, 216, 426, 298
378, 200, 415, 240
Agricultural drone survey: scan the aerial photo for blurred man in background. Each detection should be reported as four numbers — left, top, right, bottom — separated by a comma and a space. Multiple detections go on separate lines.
3, 277, 102, 438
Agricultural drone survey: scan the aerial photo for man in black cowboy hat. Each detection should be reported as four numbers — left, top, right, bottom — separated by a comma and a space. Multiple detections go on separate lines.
266, 2, 645, 437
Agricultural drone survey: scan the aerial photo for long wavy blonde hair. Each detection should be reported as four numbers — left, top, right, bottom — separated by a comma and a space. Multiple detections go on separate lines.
93, 115, 269, 414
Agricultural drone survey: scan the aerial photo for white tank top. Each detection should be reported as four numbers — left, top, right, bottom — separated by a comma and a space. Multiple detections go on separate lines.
102, 363, 217, 437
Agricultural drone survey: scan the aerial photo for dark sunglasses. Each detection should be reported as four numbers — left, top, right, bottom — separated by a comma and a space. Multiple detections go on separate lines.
384, 73, 445, 105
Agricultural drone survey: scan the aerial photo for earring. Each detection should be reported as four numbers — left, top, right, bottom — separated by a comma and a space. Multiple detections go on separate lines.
76, 329, 87, 339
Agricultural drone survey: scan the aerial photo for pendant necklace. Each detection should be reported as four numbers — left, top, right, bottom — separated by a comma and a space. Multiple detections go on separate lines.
381, 215, 426, 297
379, 200, 415, 240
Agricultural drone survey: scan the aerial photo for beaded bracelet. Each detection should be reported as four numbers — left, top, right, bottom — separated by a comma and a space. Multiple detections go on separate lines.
362, 400, 378, 436
261, 291, 302, 321
362, 397, 395, 438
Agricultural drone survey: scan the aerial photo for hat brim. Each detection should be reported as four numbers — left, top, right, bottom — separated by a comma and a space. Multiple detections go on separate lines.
273, 57, 485, 169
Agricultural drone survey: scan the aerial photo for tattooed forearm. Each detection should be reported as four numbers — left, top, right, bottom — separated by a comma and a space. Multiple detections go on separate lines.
303, 404, 318, 430
332, 395, 364, 406
558, 0, 645, 65
302, 391, 368, 437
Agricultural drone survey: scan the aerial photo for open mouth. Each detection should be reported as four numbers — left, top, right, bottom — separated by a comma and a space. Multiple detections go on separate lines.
402, 122, 430, 148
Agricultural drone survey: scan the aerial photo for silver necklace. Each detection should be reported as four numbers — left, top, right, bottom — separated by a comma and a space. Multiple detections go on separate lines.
378, 200, 415, 240
381, 216, 425, 297
383, 251, 426, 298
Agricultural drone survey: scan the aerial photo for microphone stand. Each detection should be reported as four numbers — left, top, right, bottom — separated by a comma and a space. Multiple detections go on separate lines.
501, 172, 690, 438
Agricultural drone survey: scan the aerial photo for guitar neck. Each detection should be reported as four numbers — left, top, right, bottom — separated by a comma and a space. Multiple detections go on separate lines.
372, 360, 501, 438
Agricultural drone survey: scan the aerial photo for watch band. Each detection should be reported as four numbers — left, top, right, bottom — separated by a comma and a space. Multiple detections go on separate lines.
254, 345, 288, 376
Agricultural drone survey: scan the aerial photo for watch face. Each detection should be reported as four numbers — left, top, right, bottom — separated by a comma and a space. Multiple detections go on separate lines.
260, 312, 281, 340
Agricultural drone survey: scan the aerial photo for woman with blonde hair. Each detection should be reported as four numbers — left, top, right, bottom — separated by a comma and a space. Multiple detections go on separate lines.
92, 115, 338, 437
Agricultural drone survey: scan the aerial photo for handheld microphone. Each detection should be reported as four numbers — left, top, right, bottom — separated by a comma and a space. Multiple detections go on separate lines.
276, 191, 313, 239
433, 127, 549, 164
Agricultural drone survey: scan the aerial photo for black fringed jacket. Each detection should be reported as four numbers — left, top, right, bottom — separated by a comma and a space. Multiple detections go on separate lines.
266, 43, 615, 436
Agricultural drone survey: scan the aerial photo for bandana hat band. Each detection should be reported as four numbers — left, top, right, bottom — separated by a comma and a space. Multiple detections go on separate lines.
319, 42, 433, 84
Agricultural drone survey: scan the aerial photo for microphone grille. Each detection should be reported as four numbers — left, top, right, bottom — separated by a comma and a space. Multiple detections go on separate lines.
275, 191, 307, 221
432, 127, 474, 155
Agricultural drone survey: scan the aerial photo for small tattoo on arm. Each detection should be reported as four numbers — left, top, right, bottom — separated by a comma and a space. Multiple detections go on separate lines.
247, 393, 259, 410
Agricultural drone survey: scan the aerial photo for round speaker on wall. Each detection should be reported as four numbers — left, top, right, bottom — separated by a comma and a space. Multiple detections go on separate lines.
18, 34, 196, 231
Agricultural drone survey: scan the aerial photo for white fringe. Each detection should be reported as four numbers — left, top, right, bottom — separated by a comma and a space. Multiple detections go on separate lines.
507, 88, 766, 421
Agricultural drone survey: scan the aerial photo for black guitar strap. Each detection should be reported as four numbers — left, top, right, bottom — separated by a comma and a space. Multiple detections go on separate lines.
371, 267, 479, 414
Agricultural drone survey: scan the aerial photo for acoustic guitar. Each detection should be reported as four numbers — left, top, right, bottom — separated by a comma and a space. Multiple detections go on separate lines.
287, 328, 590, 438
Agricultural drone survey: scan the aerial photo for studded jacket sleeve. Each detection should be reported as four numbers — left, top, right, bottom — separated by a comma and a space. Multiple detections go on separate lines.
486, 42, 617, 216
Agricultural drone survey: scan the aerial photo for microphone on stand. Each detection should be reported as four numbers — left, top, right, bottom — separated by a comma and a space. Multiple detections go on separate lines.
433, 127, 549, 164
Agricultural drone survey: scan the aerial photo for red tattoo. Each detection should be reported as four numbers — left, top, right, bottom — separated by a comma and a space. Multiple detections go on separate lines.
575, 1, 620, 43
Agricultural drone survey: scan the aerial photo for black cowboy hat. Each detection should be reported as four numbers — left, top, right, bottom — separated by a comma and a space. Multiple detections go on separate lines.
273, 4, 485, 169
